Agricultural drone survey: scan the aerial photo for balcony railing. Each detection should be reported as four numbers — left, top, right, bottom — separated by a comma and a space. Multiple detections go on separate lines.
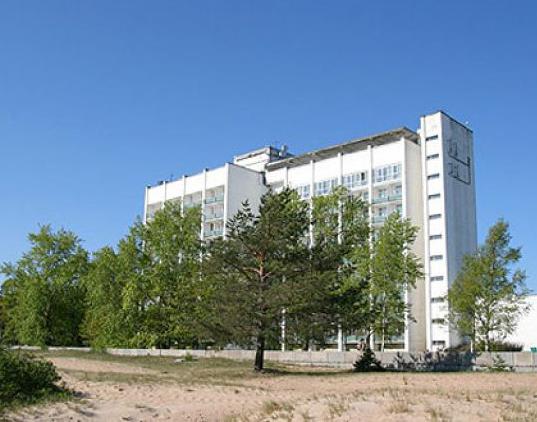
204, 228, 224, 238
205, 194, 224, 204
184, 202, 202, 209
372, 215, 387, 224
204, 212, 224, 221
372, 193, 402, 204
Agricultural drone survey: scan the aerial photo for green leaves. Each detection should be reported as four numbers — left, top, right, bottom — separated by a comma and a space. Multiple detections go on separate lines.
0, 225, 89, 347
448, 219, 529, 351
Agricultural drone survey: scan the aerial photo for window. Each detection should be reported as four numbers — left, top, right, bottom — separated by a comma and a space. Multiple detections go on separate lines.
393, 185, 402, 196
342, 171, 367, 190
428, 193, 441, 200
378, 207, 387, 217
430, 276, 444, 281
373, 163, 401, 183
429, 214, 441, 220
427, 153, 439, 160
295, 184, 310, 199
378, 188, 387, 198
269, 181, 284, 193
431, 297, 445, 304
432, 318, 445, 324
430, 255, 443, 261
426, 135, 439, 141
432, 340, 446, 346
427, 173, 440, 180
429, 234, 442, 240
314, 178, 338, 196
146, 202, 163, 220
395, 204, 403, 214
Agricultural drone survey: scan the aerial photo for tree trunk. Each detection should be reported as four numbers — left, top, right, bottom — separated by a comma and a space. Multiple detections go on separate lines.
254, 335, 265, 372
381, 327, 385, 353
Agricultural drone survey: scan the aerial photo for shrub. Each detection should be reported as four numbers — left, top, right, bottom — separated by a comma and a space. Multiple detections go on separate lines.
353, 348, 384, 372
0, 347, 66, 410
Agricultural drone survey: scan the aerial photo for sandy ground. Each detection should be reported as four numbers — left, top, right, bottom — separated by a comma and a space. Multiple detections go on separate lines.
6, 354, 537, 421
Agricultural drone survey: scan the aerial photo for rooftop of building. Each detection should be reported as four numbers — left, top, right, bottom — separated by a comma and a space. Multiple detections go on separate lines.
266, 127, 419, 170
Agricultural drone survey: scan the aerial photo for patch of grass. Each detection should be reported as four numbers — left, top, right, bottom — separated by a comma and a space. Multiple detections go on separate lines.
425, 406, 450, 421
327, 398, 349, 418
0, 348, 72, 414
387, 399, 411, 414
261, 400, 294, 418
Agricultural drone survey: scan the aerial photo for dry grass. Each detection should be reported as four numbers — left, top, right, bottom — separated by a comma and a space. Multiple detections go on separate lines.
7, 350, 537, 421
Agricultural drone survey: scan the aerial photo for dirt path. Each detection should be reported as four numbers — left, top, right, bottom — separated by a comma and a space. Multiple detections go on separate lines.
6, 355, 537, 421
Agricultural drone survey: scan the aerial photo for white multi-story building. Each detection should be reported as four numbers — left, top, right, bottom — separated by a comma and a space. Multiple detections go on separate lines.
144, 110, 477, 352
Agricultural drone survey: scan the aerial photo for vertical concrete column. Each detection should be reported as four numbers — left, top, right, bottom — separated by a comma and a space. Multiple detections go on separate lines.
309, 159, 315, 246
143, 186, 149, 224
420, 116, 432, 351
181, 175, 186, 215
337, 151, 344, 352
368, 144, 375, 350
200, 169, 207, 240
337, 329, 344, 352
280, 309, 286, 352
223, 163, 230, 240
401, 137, 410, 352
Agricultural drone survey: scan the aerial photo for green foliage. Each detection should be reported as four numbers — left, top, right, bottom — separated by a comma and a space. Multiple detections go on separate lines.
341, 212, 422, 351
352, 347, 384, 372
201, 188, 311, 370
0, 347, 66, 410
0, 295, 6, 343
82, 202, 203, 349
368, 213, 422, 351
448, 220, 528, 351
81, 246, 127, 348
487, 354, 512, 372
303, 187, 371, 346
0, 225, 89, 346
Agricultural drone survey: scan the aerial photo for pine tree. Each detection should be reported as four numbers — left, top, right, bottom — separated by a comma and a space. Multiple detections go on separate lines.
201, 188, 310, 371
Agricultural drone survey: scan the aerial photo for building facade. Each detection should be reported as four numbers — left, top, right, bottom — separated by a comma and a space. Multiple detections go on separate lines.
144, 111, 477, 352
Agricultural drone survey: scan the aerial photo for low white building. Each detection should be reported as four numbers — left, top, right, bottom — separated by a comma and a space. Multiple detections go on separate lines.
507, 295, 537, 351
144, 110, 478, 352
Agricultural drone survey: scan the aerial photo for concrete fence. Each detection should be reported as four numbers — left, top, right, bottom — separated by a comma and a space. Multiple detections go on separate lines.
12, 346, 537, 372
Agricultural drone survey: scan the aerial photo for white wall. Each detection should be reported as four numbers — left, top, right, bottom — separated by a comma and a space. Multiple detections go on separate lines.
507, 296, 537, 351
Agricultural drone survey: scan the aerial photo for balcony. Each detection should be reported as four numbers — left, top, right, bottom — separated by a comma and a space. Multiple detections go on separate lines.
372, 193, 402, 204
372, 215, 386, 224
184, 202, 202, 209
204, 211, 224, 221
204, 228, 224, 238
205, 194, 224, 204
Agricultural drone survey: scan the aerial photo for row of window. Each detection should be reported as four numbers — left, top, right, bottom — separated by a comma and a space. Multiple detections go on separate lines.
342, 171, 368, 190
374, 163, 401, 183
314, 178, 338, 196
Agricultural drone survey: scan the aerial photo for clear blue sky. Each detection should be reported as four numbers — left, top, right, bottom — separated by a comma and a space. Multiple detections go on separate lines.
1, 1, 536, 290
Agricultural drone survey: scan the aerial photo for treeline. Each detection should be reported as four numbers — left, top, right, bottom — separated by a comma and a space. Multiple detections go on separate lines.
0, 188, 422, 369
0, 188, 529, 369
